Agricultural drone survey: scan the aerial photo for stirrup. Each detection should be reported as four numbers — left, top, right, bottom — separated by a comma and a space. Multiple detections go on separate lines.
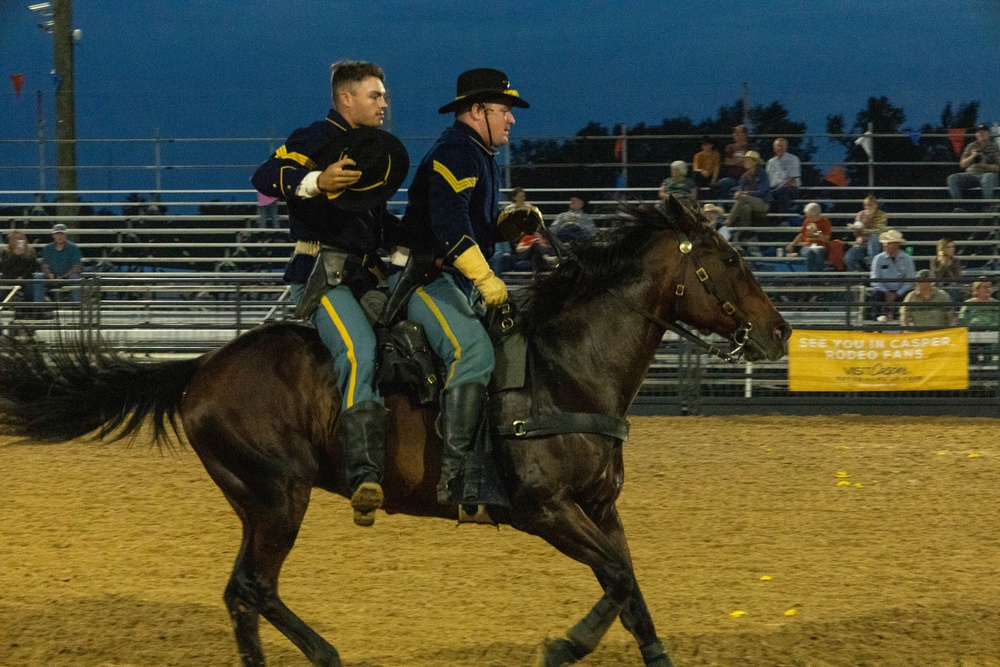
350, 481, 384, 527
458, 504, 495, 525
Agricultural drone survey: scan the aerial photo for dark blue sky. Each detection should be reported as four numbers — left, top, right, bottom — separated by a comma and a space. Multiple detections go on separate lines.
1, 0, 999, 194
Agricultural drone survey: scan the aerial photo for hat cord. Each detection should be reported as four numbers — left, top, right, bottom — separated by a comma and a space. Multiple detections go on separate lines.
481, 103, 497, 151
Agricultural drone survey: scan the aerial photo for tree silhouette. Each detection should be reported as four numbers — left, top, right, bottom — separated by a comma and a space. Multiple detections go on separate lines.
509, 99, 817, 207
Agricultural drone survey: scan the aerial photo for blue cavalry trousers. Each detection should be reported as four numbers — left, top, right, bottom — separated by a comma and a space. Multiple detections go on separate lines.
402, 273, 495, 389
290, 282, 382, 411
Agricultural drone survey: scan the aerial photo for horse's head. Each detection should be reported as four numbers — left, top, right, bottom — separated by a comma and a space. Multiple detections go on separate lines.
651, 196, 791, 362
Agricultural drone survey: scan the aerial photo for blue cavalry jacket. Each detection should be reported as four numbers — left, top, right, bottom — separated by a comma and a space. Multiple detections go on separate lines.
251, 109, 399, 291
401, 121, 500, 265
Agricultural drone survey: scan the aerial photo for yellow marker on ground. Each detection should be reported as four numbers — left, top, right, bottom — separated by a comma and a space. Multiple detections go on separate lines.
836, 480, 852, 486
729, 610, 747, 618
784, 609, 797, 616
759, 575, 772, 581
836, 471, 849, 478
969, 453, 982, 458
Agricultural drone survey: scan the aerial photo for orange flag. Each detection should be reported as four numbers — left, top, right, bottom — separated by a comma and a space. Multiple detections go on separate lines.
823, 165, 848, 188
948, 128, 966, 158
10, 74, 24, 97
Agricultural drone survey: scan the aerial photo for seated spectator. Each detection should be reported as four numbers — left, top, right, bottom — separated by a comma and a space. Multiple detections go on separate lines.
868, 229, 915, 322
712, 124, 751, 200
701, 203, 731, 242
728, 151, 772, 228
35, 223, 83, 304
549, 194, 598, 245
658, 162, 698, 211
900, 269, 956, 327
929, 237, 963, 301
692, 136, 720, 191
959, 279, 999, 328
844, 195, 888, 272
785, 202, 832, 272
514, 231, 553, 271
947, 124, 999, 209
766, 137, 801, 214
0, 229, 40, 319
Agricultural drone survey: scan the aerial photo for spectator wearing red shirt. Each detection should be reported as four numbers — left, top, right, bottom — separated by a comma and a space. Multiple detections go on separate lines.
785, 202, 832, 272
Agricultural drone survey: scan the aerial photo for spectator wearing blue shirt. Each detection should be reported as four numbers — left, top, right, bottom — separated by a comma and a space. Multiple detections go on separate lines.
727, 151, 772, 228
868, 229, 915, 322
765, 138, 801, 214
36, 223, 82, 303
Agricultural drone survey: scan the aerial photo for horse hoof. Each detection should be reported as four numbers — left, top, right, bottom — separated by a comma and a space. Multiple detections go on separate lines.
534, 637, 579, 666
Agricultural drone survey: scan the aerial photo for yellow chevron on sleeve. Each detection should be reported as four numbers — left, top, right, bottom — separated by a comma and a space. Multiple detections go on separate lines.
275, 145, 317, 170
433, 160, 477, 193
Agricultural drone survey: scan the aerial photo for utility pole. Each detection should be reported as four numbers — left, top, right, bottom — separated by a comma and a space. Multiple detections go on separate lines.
52, 0, 78, 212
31, 1, 78, 213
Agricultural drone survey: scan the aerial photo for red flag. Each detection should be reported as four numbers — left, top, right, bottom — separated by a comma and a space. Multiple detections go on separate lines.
948, 127, 966, 158
822, 165, 848, 188
10, 74, 24, 97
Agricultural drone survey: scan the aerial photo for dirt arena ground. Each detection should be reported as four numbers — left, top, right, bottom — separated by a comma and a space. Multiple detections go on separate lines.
2, 415, 1000, 667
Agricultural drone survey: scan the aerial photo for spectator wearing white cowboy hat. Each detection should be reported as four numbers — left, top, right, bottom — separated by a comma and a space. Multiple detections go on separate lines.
868, 228, 915, 322
701, 203, 731, 242
728, 150, 772, 228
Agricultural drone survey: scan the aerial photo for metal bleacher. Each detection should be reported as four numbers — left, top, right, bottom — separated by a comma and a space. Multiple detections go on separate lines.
2, 131, 999, 413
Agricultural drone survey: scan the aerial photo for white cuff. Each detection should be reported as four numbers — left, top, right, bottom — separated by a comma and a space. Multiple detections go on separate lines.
296, 171, 322, 198
390, 247, 410, 267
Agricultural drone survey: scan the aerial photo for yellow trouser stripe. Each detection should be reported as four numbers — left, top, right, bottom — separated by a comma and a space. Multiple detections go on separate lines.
415, 286, 461, 384
320, 295, 358, 408
433, 160, 477, 193
276, 145, 317, 170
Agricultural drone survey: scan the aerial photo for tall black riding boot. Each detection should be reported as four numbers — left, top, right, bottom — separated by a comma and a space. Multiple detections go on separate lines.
437, 383, 488, 505
339, 400, 387, 527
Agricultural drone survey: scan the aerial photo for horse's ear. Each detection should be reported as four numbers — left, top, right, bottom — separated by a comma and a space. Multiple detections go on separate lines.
667, 195, 700, 234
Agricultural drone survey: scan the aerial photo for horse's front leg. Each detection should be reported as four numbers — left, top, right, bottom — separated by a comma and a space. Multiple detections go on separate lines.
591, 502, 674, 667
512, 497, 639, 666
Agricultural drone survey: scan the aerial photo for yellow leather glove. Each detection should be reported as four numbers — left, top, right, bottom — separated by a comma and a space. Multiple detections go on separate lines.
452, 245, 508, 307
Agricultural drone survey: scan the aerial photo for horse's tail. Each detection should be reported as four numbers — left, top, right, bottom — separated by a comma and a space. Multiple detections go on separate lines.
0, 335, 202, 447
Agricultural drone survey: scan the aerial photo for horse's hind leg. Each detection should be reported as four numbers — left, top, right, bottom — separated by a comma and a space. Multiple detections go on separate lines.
223, 483, 342, 667
514, 500, 644, 667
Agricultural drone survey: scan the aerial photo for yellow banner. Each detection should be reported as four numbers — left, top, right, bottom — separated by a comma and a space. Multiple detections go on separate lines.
789, 328, 968, 392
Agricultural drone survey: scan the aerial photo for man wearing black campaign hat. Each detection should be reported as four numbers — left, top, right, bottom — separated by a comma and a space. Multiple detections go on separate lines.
395, 68, 537, 518
252, 60, 408, 529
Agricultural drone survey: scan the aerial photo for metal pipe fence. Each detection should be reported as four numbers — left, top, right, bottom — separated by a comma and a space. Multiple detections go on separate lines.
1, 274, 997, 416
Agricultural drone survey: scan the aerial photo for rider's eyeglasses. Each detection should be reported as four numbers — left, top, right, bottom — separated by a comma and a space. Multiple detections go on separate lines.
482, 105, 513, 118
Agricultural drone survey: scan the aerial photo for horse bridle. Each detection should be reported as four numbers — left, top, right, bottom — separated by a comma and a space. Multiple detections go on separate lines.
608, 230, 752, 364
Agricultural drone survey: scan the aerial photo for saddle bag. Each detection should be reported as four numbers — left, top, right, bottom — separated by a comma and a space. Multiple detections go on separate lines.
375, 319, 441, 406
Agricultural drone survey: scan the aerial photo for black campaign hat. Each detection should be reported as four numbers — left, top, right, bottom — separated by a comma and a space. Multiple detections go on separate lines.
313, 127, 410, 212
438, 68, 530, 114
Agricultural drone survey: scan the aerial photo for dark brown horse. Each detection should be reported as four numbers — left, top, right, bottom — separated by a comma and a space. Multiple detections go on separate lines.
0, 199, 789, 667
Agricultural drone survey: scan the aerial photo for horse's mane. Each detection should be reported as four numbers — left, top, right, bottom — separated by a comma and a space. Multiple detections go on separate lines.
517, 202, 701, 336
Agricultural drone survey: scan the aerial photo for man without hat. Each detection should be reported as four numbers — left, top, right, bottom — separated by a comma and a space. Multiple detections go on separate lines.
946, 123, 1000, 207
251, 60, 408, 528
396, 68, 538, 518
37, 223, 83, 305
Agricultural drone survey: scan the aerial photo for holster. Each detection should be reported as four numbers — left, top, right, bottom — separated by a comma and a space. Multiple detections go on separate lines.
295, 247, 350, 320
378, 250, 439, 326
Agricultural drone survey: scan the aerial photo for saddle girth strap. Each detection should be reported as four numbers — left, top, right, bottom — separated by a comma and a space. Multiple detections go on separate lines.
492, 341, 630, 443
493, 412, 630, 441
